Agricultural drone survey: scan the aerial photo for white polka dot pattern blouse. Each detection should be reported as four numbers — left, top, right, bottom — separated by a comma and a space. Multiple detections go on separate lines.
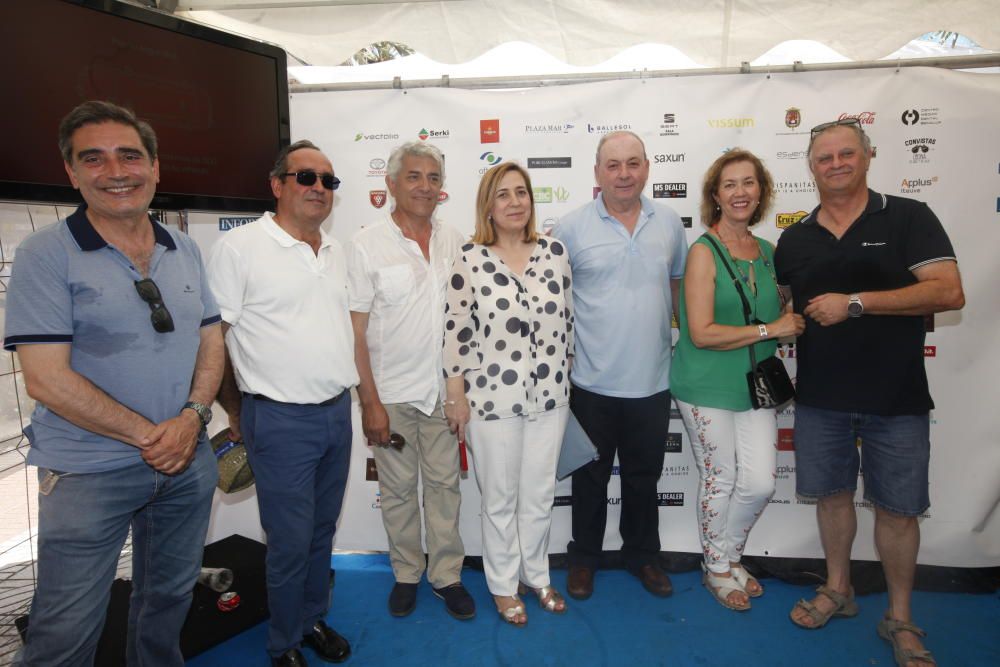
443, 237, 574, 421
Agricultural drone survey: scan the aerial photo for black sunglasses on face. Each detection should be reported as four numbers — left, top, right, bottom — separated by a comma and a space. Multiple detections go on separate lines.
134, 279, 175, 333
281, 171, 341, 191
809, 118, 861, 138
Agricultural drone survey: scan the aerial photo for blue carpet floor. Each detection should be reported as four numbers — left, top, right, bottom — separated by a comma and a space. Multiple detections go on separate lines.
187, 553, 1000, 666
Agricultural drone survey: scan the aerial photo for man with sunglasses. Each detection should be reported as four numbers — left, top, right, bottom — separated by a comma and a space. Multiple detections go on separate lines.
208, 140, 359, 667
347, 142, 473, 620
775, 118, 964, 666
4, 101, 224, 666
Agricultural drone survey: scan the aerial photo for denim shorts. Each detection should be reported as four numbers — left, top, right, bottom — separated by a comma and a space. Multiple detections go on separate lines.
792, 403, 930, 516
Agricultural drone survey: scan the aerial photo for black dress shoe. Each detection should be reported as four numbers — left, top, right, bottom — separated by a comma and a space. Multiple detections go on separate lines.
433, 582, 476, 620
389, 582, 418, 617
567, 565, 594, 600
302, 620, 351, 663
272, 648, 308, 667
630, 564, 673, 597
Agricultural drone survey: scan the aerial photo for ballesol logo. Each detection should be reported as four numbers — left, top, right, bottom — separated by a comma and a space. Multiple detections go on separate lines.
418, 128, 450, 140
587, 122, 631, 134
657, 492, 684, 507
924, 345, 937, 357
900, 176, 938, 194
218, 216, 256, 231
653, 153, 685, 163
838, 111, 876, 125
707, 118, 754, 128
480, 119, 499, 143
653, 183, 686, 198
355, 132, 399, 142
777, 428, 795, 451
369, 190, 387, 209
776, 211, 808, 229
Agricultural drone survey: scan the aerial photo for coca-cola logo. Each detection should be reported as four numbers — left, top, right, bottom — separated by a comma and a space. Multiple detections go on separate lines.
837, 112, 876, 125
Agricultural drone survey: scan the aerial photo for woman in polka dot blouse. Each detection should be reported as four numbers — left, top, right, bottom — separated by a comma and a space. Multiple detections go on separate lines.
443, 162, 574, 626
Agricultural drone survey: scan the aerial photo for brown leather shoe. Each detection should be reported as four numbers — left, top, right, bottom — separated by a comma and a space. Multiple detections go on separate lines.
632, 564, 673, 597
566, 565, 594, 600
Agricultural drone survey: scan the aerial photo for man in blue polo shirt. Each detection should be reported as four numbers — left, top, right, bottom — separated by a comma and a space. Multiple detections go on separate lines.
776, 119, 964, 667
552, 131, 687, 601
4, 100, 224, 666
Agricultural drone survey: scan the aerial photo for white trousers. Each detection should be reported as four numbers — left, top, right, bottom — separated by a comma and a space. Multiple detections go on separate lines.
466, 406, 569, 596
676, 400, 777, 574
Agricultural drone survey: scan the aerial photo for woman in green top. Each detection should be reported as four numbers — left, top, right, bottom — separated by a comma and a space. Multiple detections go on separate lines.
670, 149, 804, 611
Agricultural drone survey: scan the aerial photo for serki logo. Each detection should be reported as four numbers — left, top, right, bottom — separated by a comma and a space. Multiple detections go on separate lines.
369, 190, 387, 209
785, 107, 801, 128
419, 128, 429, 140
480, 119, 500, 144
777, 428, 795, 451
924, 346, 936, 357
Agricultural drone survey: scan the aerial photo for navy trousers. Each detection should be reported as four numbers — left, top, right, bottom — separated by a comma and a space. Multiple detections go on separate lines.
241, 393, 352, 657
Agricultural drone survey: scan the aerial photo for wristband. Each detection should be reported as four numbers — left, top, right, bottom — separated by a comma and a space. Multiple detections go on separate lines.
758, 324, 768, 339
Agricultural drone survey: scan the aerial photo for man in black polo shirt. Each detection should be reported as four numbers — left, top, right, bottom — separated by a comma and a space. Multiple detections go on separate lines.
774, 119, 964, 667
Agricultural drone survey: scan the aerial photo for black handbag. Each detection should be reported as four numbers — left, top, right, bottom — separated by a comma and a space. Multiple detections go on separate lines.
702, 234, 795, 409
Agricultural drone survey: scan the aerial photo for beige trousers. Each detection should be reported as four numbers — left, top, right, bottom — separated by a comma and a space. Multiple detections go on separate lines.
374, 402, 465, 588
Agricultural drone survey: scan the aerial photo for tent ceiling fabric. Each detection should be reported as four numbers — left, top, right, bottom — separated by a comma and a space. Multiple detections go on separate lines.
175, 0, 1000, 67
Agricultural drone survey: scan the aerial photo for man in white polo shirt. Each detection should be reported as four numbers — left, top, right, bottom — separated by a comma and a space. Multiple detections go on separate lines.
348, 142, 473, 620
208, 140, 359, 667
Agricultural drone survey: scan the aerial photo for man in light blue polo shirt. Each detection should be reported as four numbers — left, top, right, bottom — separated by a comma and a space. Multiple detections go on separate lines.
4, 101, 224, 666
552, 130, 687, 601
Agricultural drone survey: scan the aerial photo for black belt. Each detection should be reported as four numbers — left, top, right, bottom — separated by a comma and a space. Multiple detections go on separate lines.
245, 390, 347, 407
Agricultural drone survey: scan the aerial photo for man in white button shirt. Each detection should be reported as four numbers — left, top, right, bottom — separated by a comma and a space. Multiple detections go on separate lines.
348, 142, 474, 620
208, 140, 359, 667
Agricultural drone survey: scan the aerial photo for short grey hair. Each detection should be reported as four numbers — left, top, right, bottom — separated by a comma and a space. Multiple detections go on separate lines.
595, 130, 647, 165
386, 141, 445, 182
269, 139, 323, 179
807, 122, 872, 160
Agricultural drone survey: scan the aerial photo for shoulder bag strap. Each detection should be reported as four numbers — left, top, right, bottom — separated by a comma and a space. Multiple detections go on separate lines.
701, 233, 760, 368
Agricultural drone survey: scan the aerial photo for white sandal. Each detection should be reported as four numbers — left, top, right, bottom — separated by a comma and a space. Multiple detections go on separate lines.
730, 564, 763, 598
702, 564, 750, 611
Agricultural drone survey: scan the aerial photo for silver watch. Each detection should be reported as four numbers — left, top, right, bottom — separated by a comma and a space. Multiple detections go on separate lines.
847, 293, 864, 318
182, 401, 213, 428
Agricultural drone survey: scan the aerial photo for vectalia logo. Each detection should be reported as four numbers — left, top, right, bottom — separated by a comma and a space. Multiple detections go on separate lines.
480, 152, 503, 165
355, 132, 399, 142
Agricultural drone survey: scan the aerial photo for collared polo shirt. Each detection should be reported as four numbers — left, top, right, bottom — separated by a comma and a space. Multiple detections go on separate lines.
347, 216, 464, 415
207, 212, 359, 404
552, 194, 687, 398
3, 204, 221, 473
774, 189, 957, 415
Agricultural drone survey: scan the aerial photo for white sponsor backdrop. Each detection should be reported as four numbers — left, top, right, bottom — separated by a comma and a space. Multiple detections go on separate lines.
194, 66, 1000, 567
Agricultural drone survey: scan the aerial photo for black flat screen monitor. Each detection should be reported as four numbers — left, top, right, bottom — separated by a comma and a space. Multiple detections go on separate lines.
0, 0, 290, 212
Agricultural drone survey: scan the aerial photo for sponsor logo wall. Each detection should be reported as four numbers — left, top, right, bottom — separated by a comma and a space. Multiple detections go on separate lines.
188, 67, 997, 567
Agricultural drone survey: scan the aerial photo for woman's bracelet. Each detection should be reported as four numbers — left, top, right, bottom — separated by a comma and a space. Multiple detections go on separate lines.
758, 324, 769, 339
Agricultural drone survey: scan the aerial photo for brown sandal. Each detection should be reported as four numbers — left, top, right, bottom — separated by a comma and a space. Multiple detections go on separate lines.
790, 584, 858, 629
877, 615, 937, 666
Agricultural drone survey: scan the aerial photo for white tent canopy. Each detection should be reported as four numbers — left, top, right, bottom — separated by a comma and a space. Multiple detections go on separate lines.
175, 0, 999, 68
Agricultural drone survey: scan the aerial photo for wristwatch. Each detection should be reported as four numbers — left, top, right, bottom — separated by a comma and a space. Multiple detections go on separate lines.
847, 293, 864, 318
182, 401, 213, 429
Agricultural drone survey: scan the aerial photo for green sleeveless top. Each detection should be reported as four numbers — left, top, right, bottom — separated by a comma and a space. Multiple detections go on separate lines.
669, 234, 782, 411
